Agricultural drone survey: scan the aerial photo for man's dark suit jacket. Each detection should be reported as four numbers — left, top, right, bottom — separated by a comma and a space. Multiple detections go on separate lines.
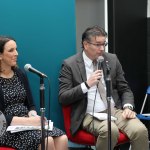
59, 51, 134, 136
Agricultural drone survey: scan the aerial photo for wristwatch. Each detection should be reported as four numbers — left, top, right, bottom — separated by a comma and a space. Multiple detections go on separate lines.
123, 106, 133, 111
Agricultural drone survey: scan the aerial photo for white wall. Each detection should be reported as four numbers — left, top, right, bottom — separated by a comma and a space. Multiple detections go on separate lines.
148, 0, 150, 17
76, 0, 105, 52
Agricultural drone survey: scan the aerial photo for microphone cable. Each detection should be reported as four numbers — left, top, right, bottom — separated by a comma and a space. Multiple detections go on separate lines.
91, 57, 104, 149
91, 84, 99, 149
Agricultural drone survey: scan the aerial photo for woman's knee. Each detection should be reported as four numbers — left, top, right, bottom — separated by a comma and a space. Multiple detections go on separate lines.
54, 135, 68, 150
55, 135, 68, 143
46, 136, 55, 145
38, 137, 55, 150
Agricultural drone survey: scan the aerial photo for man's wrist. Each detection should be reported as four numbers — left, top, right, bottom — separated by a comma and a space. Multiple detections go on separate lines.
123, 105, 133, 111
84, 81, 90, 89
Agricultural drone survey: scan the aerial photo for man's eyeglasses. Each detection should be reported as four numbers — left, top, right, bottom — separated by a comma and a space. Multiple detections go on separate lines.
87, 41, 108, 48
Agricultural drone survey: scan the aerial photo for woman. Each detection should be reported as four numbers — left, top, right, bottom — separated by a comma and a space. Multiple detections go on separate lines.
0, 36, 68, 150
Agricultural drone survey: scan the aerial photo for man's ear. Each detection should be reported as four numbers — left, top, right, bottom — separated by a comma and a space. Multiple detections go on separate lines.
83, 41, 88, 50
0, 53, 2, 60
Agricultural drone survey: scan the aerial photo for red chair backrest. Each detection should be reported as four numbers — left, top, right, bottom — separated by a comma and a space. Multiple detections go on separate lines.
62, 105, 129, 145
62, 105, 95, 145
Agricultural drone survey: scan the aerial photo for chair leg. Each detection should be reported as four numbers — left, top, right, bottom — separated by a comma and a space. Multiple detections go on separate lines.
129, 145, 131, 150
114, 144, 131, 150
114, 145, 120, 150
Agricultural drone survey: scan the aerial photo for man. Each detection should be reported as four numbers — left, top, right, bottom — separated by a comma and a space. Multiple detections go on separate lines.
59, 26, 149, 150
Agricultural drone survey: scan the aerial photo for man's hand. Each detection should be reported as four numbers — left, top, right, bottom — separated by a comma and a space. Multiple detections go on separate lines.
122, 108, 136, 119
86, 70, 102, 87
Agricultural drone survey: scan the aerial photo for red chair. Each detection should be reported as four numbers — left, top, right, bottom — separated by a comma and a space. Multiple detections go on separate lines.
62, 105, 129, 148
0, 147, 16, 150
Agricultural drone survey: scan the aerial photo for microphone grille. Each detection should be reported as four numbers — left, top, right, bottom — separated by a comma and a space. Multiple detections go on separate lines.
24, 64, 31, 71
97, 56, 104, 63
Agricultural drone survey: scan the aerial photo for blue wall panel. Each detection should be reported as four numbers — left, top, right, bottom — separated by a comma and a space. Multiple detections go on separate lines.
0, 0, 76, 130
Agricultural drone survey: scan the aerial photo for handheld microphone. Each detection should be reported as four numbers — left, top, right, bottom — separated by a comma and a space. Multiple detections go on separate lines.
97, 56, 104, 70
24, 64, 47, 78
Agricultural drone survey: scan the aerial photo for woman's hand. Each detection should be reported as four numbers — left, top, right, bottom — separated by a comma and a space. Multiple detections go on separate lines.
30, 116, 49, 126
28, 115, 42, 126
11, 111, 48, 126
28, 110, 38, 117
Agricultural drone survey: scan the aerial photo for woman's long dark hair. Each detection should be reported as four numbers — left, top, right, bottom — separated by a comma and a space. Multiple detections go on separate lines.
0, 36, 17, 72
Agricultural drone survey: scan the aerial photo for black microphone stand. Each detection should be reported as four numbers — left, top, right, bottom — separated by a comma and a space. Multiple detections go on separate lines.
106, 62, 111, 150
40, 77, 46, 150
